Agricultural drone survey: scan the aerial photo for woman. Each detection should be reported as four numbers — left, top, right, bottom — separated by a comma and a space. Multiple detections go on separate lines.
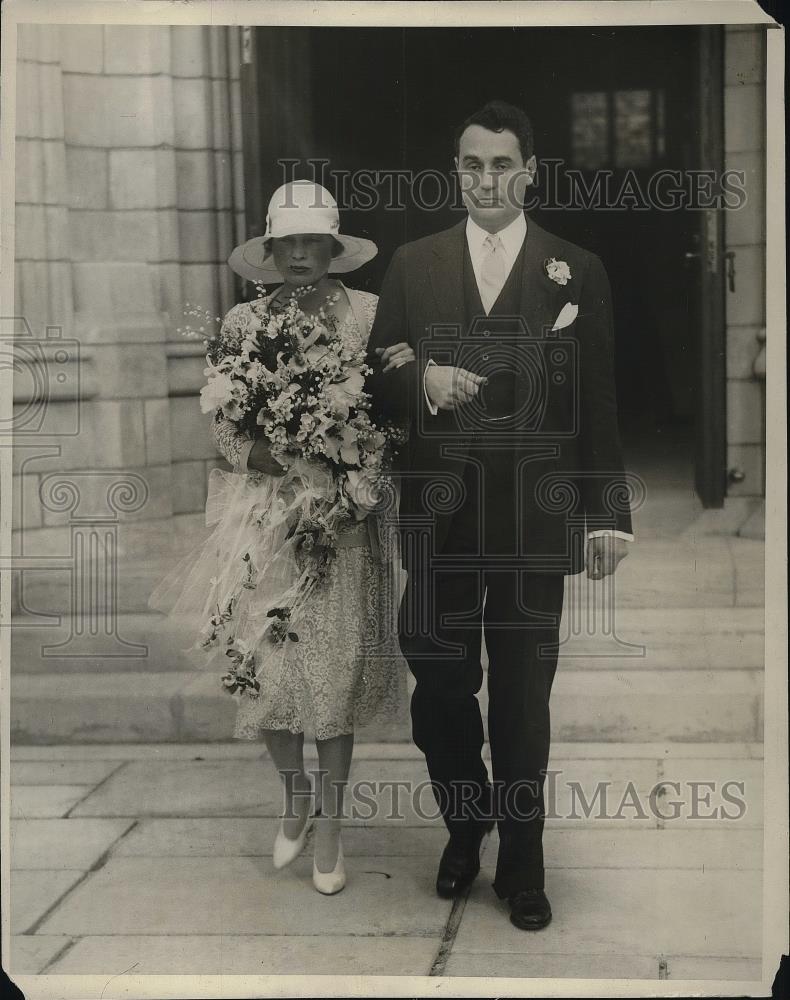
156, 181, 412, 894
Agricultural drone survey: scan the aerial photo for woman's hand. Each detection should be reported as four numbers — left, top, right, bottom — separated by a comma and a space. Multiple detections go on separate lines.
374, 342, 415, 373
247, 438, 287, 477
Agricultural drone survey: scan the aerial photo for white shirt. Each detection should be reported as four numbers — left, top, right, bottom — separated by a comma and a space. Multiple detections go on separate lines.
422, 213, 633, 544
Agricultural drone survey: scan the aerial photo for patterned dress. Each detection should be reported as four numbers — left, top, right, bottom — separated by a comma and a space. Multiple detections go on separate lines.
212, 287, 406, 741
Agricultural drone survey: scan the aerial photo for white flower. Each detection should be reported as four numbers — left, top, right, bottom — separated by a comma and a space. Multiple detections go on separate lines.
246, 360, 267, 382
338, 424, 361, 466
296, 412, 316, 441
325, 367, 365, 419
338, 368, 365, 397
321, 431, 341, 463
200, 372, 240, 414
239, 334, 260, 361
361, 429, 386, 453
545, 257, 572, 286
305, 344, 327, 365
324, 383, 352, 420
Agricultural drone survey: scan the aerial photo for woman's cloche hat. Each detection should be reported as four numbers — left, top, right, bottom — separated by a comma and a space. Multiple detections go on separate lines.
228, 180, 378, 283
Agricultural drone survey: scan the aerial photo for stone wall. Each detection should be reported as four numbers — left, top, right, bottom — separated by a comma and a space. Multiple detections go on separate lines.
12, 25, 245, 591
723, 25, 767, 499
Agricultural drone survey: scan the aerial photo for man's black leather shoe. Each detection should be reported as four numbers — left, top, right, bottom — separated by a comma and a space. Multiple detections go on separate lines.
508, 888, 552, 930
436, 820, 495, 899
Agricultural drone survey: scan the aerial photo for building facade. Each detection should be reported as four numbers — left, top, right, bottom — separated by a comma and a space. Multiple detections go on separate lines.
11, 22, 767, 617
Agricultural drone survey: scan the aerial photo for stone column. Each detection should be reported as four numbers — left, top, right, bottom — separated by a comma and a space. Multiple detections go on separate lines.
164, 26, 246, 515
62, 25, 176, 529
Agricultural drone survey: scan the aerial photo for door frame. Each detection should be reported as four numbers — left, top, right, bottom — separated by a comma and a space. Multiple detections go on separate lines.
696, 25, 728, 508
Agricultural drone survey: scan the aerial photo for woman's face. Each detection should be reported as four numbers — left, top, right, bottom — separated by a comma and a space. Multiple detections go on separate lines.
271, 233, 335, 286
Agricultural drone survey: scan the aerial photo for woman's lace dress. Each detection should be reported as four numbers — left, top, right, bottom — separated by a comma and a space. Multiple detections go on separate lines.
212, 289, 406, 741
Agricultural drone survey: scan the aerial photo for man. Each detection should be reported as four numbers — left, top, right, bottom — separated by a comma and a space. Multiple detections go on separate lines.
366, 100, 633, 930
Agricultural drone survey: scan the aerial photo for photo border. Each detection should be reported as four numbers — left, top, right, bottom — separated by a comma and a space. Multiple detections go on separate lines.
0, 2, 785, 998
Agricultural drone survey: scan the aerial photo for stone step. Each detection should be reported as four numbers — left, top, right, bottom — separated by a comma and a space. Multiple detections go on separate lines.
11, 663, 762, 745
13, 519, 765, 616
11, 607, 764, 674
11, 604, 764, 745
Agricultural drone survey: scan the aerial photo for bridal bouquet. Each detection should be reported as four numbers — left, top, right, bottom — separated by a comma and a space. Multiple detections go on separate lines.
200, 290, 381, 466
185, 287, 404, 699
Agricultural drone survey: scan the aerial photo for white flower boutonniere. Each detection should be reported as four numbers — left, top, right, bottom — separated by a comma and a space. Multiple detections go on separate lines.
545, 257, 572, 286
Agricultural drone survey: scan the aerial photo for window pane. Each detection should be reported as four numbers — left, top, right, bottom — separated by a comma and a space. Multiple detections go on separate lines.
571, 91, 608, 170
614, 89, 653, 168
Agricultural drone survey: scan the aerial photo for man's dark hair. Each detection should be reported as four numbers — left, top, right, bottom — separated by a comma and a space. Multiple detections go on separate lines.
454, 100, 535, 163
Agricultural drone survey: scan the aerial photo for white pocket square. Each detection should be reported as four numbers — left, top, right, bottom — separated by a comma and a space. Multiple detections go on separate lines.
552, 302, 578, 331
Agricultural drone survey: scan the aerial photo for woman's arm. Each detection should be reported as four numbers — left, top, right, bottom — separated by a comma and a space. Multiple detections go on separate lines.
212, 413, 254, 472
212, 414, 287, 476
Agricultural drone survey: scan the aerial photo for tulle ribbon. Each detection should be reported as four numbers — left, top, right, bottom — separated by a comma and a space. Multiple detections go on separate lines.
149, 458, 385, 705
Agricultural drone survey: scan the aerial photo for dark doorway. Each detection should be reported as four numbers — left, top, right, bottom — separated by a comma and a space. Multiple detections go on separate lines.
242, 26, 726, 508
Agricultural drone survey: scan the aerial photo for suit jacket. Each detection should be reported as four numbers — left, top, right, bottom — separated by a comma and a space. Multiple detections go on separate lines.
366, 214, 633, 576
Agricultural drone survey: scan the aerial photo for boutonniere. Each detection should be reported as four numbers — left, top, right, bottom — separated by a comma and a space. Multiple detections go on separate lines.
545, 257, 572, 286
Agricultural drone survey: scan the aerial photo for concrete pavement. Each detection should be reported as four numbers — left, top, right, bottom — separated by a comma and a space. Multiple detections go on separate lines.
8, 740, 763, 983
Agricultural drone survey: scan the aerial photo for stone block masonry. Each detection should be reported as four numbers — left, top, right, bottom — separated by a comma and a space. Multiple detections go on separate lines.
12, 24, 246, 613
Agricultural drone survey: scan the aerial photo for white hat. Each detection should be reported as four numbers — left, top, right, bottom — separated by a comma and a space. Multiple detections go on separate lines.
228, 180, 378, 282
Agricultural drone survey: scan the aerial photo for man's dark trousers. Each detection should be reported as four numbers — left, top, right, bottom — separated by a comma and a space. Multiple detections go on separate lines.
400, 529, 564, 898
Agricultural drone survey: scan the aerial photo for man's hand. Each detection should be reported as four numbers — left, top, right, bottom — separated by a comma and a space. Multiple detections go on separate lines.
374, 342, 415, 372
586, 535, 629, 580
425, 365, 487, 411
248, 438, 287, 477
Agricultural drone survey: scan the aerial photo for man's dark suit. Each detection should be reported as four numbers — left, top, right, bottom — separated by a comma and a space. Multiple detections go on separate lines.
366, 214, 632, 897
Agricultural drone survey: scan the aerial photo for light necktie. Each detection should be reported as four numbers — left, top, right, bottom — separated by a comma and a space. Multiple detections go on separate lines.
478, 233, 508, 314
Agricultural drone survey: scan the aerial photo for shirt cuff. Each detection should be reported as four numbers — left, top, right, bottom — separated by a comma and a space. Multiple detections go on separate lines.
423, 358, 438, 415
236, 438, 255, 474
588, 529, 634, 542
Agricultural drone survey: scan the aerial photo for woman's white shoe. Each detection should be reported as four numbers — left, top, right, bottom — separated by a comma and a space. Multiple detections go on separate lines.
312, 839, 346, 895
272, 812, 314, 870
